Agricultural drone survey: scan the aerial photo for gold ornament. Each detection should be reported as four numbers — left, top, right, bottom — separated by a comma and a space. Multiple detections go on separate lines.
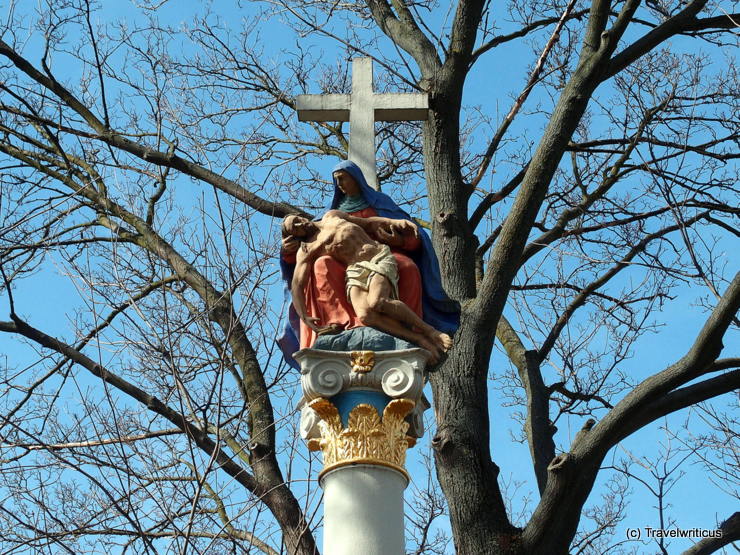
307, 397, 416, 478
350, 350, 375, 373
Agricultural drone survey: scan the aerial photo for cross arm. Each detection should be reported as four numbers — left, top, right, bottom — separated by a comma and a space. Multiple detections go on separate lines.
373, 93, 428, 122
296, 94, 351, 122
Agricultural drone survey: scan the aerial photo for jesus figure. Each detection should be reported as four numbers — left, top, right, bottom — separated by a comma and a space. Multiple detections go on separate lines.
283, 210, 453, 362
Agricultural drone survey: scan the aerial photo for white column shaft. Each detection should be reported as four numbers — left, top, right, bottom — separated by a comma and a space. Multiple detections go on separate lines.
321, 464, 407, 555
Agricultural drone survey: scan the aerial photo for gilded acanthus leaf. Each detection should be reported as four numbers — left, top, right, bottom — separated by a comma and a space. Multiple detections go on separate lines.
306, 398, 417, 474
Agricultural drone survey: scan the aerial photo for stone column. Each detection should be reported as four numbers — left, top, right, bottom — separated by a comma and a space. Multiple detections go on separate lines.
296, 348, 429, 555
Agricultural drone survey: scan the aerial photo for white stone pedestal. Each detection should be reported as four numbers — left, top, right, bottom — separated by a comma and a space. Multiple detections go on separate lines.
295, 348, 430, 555
321, 464, 407, 555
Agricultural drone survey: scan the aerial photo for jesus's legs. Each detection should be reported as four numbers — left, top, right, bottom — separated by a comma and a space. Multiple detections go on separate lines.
349, 274, 452, 361
366, 274, 453, 352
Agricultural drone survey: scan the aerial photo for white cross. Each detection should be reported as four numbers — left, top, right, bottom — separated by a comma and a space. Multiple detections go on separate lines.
296, 57, 428, 190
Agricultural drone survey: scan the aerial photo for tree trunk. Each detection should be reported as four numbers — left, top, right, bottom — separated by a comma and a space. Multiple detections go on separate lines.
424, 73, 519, 553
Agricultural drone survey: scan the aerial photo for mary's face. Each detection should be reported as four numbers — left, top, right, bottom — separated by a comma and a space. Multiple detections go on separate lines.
333, 170, 361, 196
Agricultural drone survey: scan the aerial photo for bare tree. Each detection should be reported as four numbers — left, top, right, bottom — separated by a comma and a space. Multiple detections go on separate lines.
0, 0, 738, 553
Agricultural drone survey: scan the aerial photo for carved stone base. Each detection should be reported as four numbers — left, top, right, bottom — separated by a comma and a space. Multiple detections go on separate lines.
295, 348, 430, 443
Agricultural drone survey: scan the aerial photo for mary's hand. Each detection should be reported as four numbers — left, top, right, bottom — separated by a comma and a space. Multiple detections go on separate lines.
392, 219, 419, 240
282, 235, 300, 254
374, 225, 404, 247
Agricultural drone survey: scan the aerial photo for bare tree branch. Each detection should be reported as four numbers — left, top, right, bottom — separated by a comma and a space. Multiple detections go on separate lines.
681, 512, 740, 555
0, 40, 308, 219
